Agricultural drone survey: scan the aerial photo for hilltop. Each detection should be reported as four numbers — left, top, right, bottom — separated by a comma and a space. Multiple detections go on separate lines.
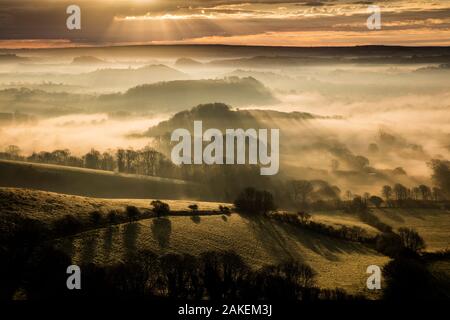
97, 77, 277, 112
0, 160, 208, 200
143, 102, 330, 137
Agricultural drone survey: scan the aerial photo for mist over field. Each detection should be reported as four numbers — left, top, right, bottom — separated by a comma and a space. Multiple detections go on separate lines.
1, 46, 449, 195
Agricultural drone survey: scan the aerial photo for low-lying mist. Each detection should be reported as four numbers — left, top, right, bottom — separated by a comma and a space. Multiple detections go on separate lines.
0, 47, 449, 196
0, 113, 163, 155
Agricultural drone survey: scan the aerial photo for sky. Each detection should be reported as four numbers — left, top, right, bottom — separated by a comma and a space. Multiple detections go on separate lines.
0, 0, 450, 48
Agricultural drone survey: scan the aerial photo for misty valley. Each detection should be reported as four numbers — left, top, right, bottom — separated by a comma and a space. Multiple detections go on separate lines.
170, 121, 279, 175
0, 45, 449, 301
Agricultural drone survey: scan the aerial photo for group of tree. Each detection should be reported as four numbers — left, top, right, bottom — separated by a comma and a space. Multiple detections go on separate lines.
380, 229, 448, 300
429, 159, 450, 199
234, 187, 276, 215
0, 145, 180, 179
0, 145, 276, 203
340, 182, 448, 212
286, 179, 341, 210
5, 243, 363, 300
380, 183, 446, 206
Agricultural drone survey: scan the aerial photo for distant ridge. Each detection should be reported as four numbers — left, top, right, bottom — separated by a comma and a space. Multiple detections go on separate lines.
4, 44, 450, 60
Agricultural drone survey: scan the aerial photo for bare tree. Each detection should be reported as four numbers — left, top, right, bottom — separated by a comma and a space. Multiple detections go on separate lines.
418, 185, 431, 200
291, 180, 313, 205
5, 145, 21, 159
412, 187, 421, 200
382, 185, 392, 201
393, 183, 408, 201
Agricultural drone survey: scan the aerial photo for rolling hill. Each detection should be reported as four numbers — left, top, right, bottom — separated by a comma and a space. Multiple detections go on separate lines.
143, 102, 328, 137
0, 187, 228, 225
76, 64, 189, 89
0, 188, 389, 294
97, 77, 278, 112
0, 186, 387, 297
58, 213, 388, 297
372, 208, 450, 252
0, 160, 209, 200
3, 187, 450, 297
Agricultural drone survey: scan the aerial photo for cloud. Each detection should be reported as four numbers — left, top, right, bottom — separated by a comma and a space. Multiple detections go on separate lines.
0, 0, 449, 47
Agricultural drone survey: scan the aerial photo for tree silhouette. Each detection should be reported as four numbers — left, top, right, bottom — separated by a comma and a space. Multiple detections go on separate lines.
234, 187, 276, 215
291, 180, 313, 205
382, 185, 392, 201
398, 228, 426, 253
418, 185, 431, 200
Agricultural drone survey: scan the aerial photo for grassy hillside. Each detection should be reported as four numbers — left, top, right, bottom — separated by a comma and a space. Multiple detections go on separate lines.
57, 213, 388, 297
5, 187, 449, 297
0, 187, 387, 296
0, 160, 211, 200
372, 208, 450, 251
311, 210, 380, 237
0, 187, 228, 225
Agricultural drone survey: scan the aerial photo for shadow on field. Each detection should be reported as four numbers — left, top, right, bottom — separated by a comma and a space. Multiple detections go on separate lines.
102, 226, 118, 260
377, 208, 405, 223
58, 236, 75, 258
123, 222, 140, 258
80, 234, 97, 264
151, 217, 172, 249
277, 219, 375, 260
190, 215, 201, 224
245, 215, 375, 263
244, 215, 300, 262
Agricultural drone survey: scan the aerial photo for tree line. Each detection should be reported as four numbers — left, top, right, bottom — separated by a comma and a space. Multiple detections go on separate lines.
0, 145, 181, 179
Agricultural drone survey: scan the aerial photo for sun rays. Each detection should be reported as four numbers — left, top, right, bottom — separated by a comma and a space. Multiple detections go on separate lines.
1, 0, 450, 47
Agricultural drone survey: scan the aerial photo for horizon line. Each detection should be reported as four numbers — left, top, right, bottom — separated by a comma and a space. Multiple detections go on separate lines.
2, 43, 450, 51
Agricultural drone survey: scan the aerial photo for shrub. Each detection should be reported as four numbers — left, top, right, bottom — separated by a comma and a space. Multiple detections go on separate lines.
382, 257, 436, 300
188, 204, 199, 213
89, 211, 102, 225
53, 215, 82, 235
257, 261, 316, 300
151, 200, 170, 218
297, 211, 311, 223
126, 206, 140, 222
369, 196, 383, 208
218, 205, 231, 215
375, 233, 403, 257
107, 210, 118, 224
398, 227, 426, 253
